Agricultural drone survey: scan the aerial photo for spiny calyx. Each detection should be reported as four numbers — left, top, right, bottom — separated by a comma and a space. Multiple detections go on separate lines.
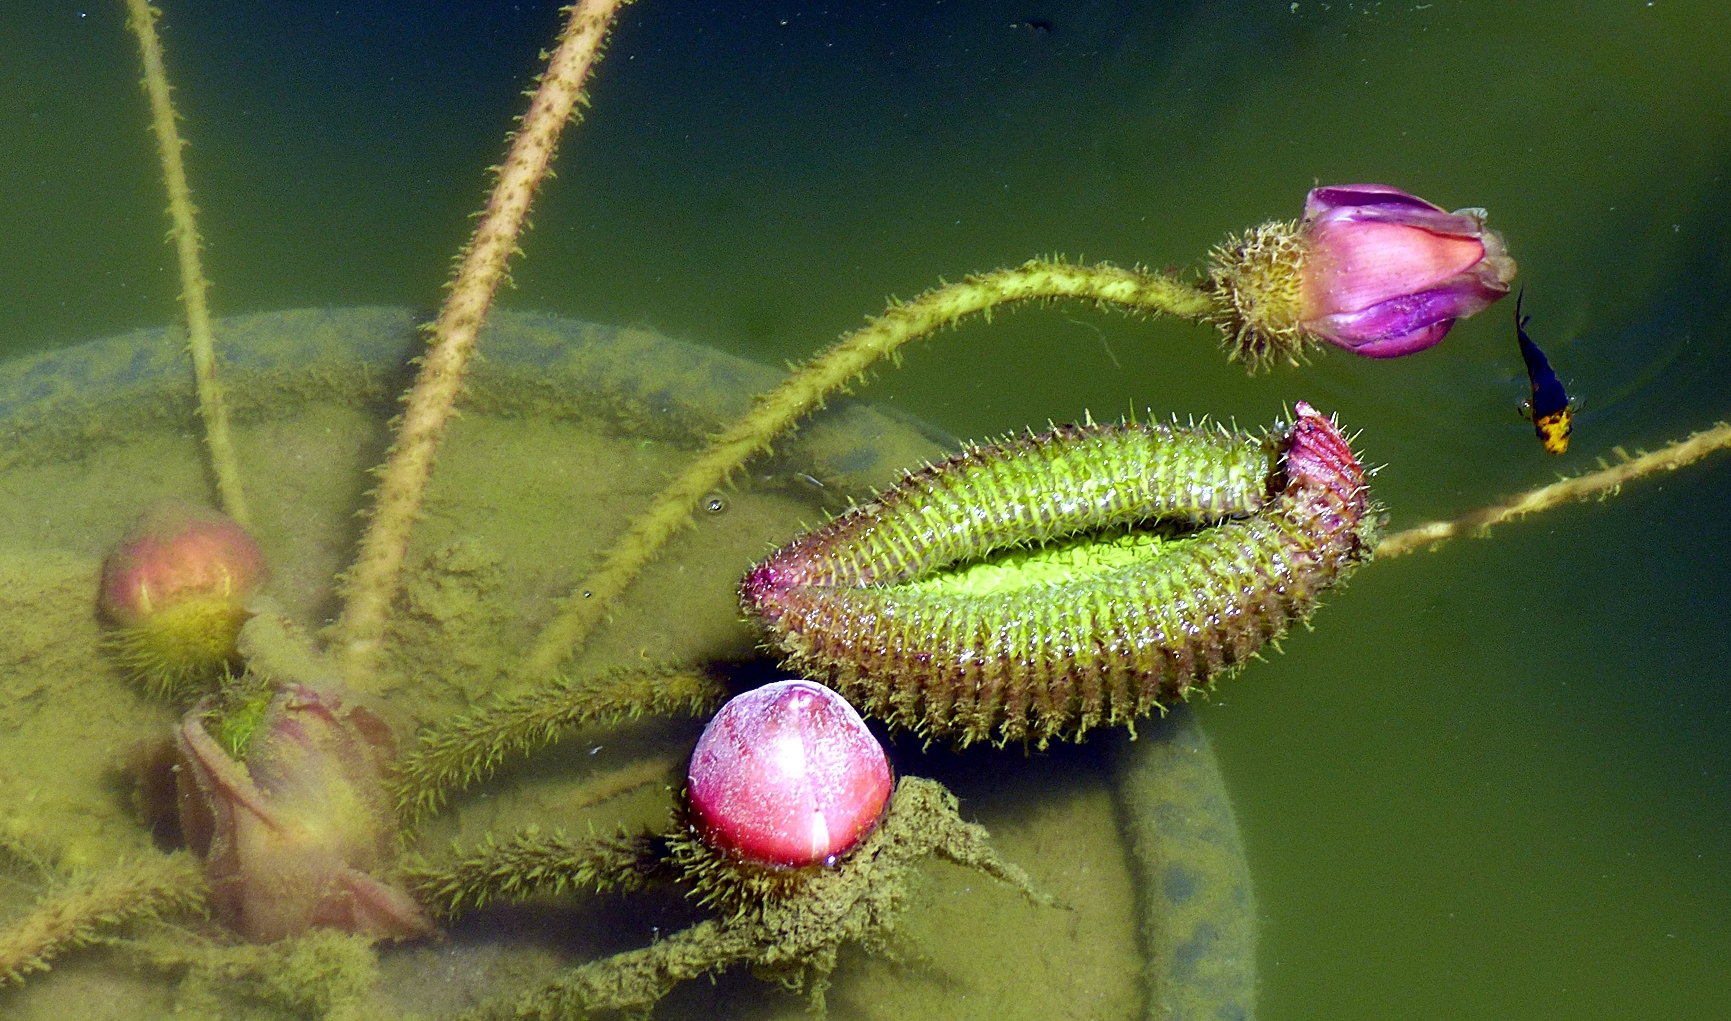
742, 404, 1376, 747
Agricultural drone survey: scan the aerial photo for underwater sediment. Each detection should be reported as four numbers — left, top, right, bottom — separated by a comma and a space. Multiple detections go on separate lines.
743, 402, 1376, 747
1, 309, 1155, 1018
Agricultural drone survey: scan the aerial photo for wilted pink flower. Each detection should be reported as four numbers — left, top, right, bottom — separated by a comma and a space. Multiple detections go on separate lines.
1210, 183, 1517, 368
174, 682, 434, 943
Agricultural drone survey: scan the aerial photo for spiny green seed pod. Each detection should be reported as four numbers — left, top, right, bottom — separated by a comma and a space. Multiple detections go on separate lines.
741, 403, 1375, 747
766, 417, 1275, 589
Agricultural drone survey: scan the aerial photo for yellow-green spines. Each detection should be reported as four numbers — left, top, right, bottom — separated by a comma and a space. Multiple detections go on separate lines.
390, 663, 726, 828
0, 851, 207, 987
743, 414, 1374, 747
404, 829, 665, 920
1207, 219, 1315, 371
101, 598, 248, 702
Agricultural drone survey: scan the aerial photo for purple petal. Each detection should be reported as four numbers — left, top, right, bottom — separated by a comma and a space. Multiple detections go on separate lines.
1343, 320, 1455, 358
1303, 220, 1489, 316
1305, 186, 1499, 246
1337, 203, 1495, 241
1309, 271, 1506, 357
1304, 184, 1445, 221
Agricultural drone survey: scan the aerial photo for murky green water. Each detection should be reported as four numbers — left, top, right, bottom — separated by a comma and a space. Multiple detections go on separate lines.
3, 1, 1729, 1018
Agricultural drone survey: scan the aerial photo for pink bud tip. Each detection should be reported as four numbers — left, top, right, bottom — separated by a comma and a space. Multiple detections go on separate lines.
1284, 401, 1368, 519
99, 500, 267, 627
687, 679, 893, 869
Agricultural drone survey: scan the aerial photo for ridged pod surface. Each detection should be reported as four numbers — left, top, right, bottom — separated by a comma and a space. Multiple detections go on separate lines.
741, 403, 1375, 747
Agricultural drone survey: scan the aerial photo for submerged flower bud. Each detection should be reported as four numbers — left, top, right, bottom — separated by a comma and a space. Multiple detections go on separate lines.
99, 500, 267, 697
1209, 183, 1516, 368
686, 680, 893, 869
174, 682, 434, 943
100, 500, 265, 628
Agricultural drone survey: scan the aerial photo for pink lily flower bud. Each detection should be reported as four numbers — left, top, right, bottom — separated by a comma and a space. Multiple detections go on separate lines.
174, 682, 434, 943
686, 679, 893, 869
99, 500, 268, 699
1209, 183, 1517, 369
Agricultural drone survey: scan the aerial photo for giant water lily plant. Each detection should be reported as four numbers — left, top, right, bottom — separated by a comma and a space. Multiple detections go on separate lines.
4, 3, 1730, 1020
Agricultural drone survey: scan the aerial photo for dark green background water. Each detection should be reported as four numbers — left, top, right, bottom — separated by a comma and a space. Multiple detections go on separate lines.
4, 1, 1729, 1016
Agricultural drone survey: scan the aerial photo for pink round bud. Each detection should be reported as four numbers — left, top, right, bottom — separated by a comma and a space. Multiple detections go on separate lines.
687, 679, 893, 869
100, 500, 266, 628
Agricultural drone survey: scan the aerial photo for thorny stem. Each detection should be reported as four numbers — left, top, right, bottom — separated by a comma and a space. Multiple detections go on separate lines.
334, 0, 635, 684
391, 664, 725, 829
0, 850, 207, 986
472, 919, 745, 1021
1376, 420, 1731, 557
405, 831, 668, 919
123, 0, 249, 526
522, 259, 1215, 680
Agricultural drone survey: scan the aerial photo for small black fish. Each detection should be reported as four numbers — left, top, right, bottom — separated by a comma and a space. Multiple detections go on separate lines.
1515, 288, 1574, 455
